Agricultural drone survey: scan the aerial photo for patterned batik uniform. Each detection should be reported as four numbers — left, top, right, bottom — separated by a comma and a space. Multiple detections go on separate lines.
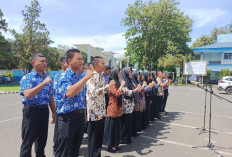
86, 71, 108, 121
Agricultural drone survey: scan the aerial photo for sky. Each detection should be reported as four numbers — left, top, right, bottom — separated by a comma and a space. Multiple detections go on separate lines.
1, 0, 232, 57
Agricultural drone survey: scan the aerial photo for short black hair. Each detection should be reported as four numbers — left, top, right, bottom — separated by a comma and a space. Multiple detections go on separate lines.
105, 65, 111, 70
65, 49, 81, 64
31, 53, 45, 62
92, 56, 103, 67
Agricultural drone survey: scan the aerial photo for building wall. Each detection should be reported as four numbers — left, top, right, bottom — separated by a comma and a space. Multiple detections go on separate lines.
222, 51, 232, 64
202, 52, 221, 64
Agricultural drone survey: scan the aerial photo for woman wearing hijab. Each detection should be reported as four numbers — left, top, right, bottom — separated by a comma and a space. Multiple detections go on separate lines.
131, 71, 142, 136
120, 67, 141, 144
144, 71, 152, 127
150, 71, 158, 121
139, 71, 156, 129
103, 68, 125, 152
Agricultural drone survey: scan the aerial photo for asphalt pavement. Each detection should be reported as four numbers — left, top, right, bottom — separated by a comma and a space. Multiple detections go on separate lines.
1, 85, 232, 157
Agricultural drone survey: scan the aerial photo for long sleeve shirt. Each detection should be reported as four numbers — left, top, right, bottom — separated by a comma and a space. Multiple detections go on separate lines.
86, 71, 108, 121
106, 84, 122, 118
122, 87, 135, 114
54, 69, 86, 114
20, 70, 54, 106
138, 86, 151, 110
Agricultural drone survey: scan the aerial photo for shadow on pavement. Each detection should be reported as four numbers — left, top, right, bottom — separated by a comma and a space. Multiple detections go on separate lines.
79, 111, 184, 157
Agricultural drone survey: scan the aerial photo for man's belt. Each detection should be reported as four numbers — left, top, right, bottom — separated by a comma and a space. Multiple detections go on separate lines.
72, 109, 85, 114
24, 104, 49, 108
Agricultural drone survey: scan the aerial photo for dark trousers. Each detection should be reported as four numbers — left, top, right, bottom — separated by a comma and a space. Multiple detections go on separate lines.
142, 111, 146, 130
154, 96, 163, 118
157, 96, 163, 113
20, 106, 49, 157
120, 113, 132, 144
88, 118, 105, 157
132, 111, 140, 136
145, 96, 150, 127
53, 114, 58, 155
55, 111, 85, 157
162, 89, 169, 112
150, 97, 155, 121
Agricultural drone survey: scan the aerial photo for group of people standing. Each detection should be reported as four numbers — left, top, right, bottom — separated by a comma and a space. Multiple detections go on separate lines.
19, 48, 171, 157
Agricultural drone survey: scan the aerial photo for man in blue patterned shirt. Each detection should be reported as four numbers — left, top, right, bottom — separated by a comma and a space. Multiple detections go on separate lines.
53, 57, 68, 155
54, 49, 94, 157
19, 53, 56, 157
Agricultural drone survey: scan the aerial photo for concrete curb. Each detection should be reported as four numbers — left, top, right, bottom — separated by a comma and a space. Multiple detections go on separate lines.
0, 91, 20, 95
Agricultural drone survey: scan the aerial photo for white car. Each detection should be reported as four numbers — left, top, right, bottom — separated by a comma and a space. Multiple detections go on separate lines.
218, 76, 232, 94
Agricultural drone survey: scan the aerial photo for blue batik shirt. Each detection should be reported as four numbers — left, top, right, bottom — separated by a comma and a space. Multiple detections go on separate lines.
102, 72, 109, 84
53, 71, 64, 100
54, 69, 86, 114
20, 70, 54, 105
162, 78, 168, 90
154, 84, 159, 89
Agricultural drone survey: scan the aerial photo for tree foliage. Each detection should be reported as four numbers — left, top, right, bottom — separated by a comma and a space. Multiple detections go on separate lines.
0, 9, 19, 69
11, 0, 52, 71
158, 53, 195, 71
218, 69, 232, 79
122, 0, 193, 70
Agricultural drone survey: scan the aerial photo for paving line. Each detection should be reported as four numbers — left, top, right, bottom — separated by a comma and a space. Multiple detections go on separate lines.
156, 120, 232, 135
140, 135, 232, 156
168, 110, 232, 119
0, 116, 22, 123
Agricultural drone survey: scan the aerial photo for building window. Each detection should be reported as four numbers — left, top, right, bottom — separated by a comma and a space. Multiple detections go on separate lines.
224, 53, 232, 60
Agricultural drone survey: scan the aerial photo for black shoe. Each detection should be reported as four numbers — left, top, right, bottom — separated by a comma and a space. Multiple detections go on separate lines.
116, 147, 122, 151
107, 147, 117, 153
155, 115, 161, 120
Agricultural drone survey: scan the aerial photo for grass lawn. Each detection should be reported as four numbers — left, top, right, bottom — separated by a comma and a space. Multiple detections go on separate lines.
0, 85, 20, 92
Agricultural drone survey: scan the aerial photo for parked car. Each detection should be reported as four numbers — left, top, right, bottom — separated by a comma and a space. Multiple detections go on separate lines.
218, 76, 232, 94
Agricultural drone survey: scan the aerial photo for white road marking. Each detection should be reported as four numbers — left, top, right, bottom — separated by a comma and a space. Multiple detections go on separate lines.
0, 117, 22, 123
156, 120, 232, 135
168, 110, 232, 119
140, 135, 232, 156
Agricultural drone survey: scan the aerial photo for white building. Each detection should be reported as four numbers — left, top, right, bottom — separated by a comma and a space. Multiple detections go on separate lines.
75, 44, 117, 68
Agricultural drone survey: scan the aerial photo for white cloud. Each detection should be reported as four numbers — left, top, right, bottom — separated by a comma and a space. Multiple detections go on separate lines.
186, 8, 226, 27
114, 50, 126, 58
51, 32, 127, 56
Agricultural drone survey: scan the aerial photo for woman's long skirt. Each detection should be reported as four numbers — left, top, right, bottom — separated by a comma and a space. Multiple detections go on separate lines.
103, 117, 121, 147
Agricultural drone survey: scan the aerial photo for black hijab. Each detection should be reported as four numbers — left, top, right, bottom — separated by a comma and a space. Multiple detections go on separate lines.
148, 72, 152, 83
144, 71, 149, 84
139, 71, 144, 85
132, 71, 142, 101
109, 68, 120, 89
132, 71, 139, 85
109, 68, 122, 107
121, 67, 134, 90
151, 71, 156, 82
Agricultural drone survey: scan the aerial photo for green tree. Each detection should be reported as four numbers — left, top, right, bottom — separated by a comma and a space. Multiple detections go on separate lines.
0, 9, 19, 69
218, 69, 231, 79
11, 0, 52, 71
191, 35, 214, 48
158, 53, 195, 82
158, 53, 195, 71
122, 0, 193, 70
